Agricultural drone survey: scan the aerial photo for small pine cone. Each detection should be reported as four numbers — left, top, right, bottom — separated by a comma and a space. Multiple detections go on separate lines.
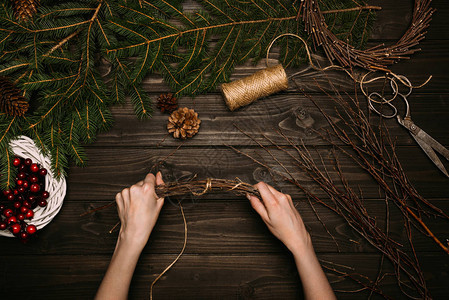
157, 93, 178, 113
11, 0, 39, 22
167, 107, 201, 139
0, 77, 29, 117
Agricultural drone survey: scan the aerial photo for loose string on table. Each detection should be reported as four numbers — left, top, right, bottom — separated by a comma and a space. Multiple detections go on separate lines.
149, 201, 187, 300
220, 33, 432, 111
266, 33, 432, 104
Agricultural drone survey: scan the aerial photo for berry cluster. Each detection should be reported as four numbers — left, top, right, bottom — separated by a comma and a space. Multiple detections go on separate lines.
0, 156, 49, 241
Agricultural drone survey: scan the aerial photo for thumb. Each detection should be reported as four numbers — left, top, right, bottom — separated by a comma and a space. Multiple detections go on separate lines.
156, 171, 164, 185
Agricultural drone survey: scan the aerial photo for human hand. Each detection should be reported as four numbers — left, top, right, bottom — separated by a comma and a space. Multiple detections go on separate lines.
115, 172, 165, 250
247, 182, 312, 255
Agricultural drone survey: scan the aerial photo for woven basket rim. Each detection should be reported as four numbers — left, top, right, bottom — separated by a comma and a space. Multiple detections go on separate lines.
0, 136, 66, 238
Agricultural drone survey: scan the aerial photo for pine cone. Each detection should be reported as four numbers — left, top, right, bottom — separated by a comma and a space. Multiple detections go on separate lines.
167, 107, 201, 139
157, 93, 178, 113
11, 0, 38, 22
0, 77, 29, 117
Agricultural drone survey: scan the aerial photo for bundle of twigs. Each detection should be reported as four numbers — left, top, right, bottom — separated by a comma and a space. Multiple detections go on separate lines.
155, 178, 259, 198
81, 178, 260, 217
231, 81, 448, 298
309, 84, 449, 254
298, 0, 434, 71
232, 131, 430, 298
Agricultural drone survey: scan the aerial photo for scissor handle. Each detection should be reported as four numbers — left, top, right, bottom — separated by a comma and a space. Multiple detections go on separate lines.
390, 76, 412, 120
390, 75, 412, 98
367, 92, 398, 118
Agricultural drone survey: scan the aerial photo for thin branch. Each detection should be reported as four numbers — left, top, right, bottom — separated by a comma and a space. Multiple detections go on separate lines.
322, 6, 382, 14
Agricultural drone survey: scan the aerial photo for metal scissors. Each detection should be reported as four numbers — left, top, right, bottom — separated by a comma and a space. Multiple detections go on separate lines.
368, 75, 449, 177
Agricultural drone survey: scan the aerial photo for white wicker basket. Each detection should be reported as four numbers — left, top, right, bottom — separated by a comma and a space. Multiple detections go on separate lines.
0, 136, 66, 237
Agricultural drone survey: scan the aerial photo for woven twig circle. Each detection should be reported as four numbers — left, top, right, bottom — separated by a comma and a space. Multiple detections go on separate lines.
299, 0, 434, 71
0, 136, 66, 237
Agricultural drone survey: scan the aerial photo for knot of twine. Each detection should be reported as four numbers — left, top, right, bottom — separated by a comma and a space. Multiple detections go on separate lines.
192, 178, 213, 196
221, 64, 288, 111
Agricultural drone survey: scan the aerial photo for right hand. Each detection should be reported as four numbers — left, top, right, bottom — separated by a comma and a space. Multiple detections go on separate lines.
247, 182, 312, 254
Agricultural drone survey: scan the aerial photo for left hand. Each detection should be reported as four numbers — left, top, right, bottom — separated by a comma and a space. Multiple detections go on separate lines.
115, 172, 165, 250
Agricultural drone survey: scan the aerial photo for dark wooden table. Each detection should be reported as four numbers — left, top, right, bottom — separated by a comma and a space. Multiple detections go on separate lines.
1, 1, 449, 299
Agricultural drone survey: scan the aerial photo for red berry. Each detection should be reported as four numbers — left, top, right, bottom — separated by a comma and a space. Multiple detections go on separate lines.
18, 186, 26, 194
14, 201, 22, 209
23, 180, 29, 188
26, 209, 34, 219
20, 231, 29, 240
30, 183, 40, 193
10, 223, 21, 234
13, 189, 18, 195
24, 158, 32, 166
39, 168, 47, 176
3, 189, 12, 196
3, 208, 13, 217
26, 224, 37, 235
30, 163, 39, 173
0, 204, 5, 210
18, 164, 26, 171
22, 200, 32, 208
42, 191, 49, 199
38, 199, 47, 207
7, 194, 15, 201
16, 179, 24, 186
17, 172, 26, 180
7, 216, 17, 224
0, 221, 7, 230
20, 206, 28, 214
29, 174, 39, 183
13, 157, 21, 166
17, 213, 26, 221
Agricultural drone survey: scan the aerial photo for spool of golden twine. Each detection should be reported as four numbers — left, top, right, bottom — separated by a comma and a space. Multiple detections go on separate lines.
220, 64, 288, 111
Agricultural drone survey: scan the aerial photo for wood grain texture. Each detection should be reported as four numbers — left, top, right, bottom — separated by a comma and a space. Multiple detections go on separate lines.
0, 253, 447, 300
63, 147, 449, 201
2, 1, 449, 299
95, 93, 449, 147
0, 199, 447, 256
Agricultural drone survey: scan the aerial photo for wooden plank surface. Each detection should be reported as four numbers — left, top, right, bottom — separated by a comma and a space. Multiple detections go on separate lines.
61, 147, 449, 200
94, 93, 449, 147
0, 199, 448, 255
1, 253, 448, 300
2, 0, 449, 299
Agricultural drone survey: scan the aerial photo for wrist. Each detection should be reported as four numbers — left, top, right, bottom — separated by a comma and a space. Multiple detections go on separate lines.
287, 232, 314, 258
117, 230, 148, 253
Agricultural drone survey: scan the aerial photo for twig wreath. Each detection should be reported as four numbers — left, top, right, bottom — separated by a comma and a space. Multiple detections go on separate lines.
298, 0, 434, 71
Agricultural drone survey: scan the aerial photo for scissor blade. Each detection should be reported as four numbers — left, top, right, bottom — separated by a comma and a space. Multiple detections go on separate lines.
415, 129, 449, 160
412, 132, 449, 177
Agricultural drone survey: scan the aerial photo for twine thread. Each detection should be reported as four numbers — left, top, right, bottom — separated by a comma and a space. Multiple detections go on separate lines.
192, 178, 213, 196
221, 64, 288, 111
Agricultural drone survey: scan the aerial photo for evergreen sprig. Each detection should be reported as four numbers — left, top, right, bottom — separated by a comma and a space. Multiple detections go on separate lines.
0, 0, 375, 189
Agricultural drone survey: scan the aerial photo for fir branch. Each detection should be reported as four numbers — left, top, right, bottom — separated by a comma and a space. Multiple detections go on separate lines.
106, 16, 297, 54
0, 0, 378, 186
44, 28, 82, 56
